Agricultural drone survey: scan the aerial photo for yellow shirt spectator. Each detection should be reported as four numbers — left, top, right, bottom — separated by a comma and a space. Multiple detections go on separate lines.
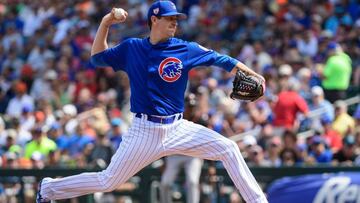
332, 113, 355, 137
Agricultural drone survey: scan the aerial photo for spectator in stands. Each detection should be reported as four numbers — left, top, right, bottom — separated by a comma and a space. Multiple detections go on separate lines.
47, 123, 69, 152
26, 40, 55, 73
320, 42, 352, 103
61, 104, 79, 135
332, 100, 355, 137
107, 118, 123, 151
9, 118, 31, 147
200, 165, 222, 203
87, 133, 114, 168
30, 69, 57, 101
45, 150, 61, 169
1, 152, 21, 203
0, 129, 21, 157
66, 124, 94, 157
296, 67, 312, 102
257, 123, 274, 147
332, 136, 357, 166
320, 116, 342, 153
0, 87, 10, 114
279, 148, 298, 166
24, 127, 57, 159
296, 30, 318, 58
309, 86, 334, 130
307, 136, 333, 164
207, 78, 226, 110
247, 145, 270, 167
2, 23, 23, 52
253, 41, 273, 72
5, 81, 34, 118
273, 65, 308, 132
282, 130, 298, 151
19, 105, 35, 131
264, 136, 282, 167
241, 135, 257, 162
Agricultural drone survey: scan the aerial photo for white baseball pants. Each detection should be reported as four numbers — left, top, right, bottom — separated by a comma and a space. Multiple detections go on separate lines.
160, 155, 203, 203
40, 114, 268, 203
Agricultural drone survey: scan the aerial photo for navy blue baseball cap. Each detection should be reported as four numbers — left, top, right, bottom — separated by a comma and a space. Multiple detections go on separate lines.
147, 1, 187, 21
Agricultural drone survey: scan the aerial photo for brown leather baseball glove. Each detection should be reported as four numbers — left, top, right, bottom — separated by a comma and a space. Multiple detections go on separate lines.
230, 70, 265, 101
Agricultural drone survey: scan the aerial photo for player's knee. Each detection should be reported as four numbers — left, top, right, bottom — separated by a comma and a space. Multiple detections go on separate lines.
99, 179, 117, 192
97, 172, 120, 192
221, 140, 239, 159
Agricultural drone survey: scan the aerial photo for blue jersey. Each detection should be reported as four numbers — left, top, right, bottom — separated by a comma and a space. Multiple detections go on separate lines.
91, 37, 238, 116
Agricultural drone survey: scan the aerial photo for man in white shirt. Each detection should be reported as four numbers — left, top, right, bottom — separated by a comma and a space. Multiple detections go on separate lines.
6, 81, 34, 118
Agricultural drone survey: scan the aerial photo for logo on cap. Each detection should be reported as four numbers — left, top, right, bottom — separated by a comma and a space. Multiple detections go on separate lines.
153, 8, 159, 15
170, 2, 176, 9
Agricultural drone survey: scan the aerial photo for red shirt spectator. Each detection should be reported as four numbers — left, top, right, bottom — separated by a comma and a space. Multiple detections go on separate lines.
320, 116, 342, 153
273, 91, 309, 129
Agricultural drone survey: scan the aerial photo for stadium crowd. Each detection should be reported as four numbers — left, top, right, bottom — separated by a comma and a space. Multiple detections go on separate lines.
0, 0, 359, 202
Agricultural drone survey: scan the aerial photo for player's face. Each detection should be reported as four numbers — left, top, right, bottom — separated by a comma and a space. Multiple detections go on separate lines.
157, 16, 178, 37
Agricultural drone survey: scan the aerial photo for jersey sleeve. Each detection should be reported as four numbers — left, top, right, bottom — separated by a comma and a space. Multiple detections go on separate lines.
90, 39, 131, 72
187, 42, 238, 72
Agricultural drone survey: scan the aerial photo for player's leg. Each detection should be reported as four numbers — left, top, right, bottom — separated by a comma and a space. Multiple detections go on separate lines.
40, 117, 164, 200
160, 155, 183, 203
184, 157, 202, 203
164, 120, 268, 203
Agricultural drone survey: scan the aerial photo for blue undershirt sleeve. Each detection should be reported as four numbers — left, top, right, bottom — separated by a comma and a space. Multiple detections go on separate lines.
187, 42, 238, 72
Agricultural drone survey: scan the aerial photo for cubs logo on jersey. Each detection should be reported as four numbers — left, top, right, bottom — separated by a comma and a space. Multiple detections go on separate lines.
158, 57, 183, 82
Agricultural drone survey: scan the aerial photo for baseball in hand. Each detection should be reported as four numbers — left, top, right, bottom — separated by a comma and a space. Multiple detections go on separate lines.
114, 8, 126, 20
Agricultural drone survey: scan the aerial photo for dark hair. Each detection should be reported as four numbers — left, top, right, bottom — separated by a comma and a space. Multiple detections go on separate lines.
283, 130, 297, 142
148, 16, 162, 30
280, 148, 298, 162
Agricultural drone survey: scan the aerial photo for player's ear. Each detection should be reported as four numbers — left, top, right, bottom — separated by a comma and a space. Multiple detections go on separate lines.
151, 16, 160, 26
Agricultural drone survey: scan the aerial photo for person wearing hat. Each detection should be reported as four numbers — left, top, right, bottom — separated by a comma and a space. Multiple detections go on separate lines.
309, 86, 334, 130
332, 136, 357, 166
273, 67, 309, 131
0, 129, 21, 156
6, 81, 34, 118
320, 116, 342, 153
24, 127, 57, 159
332, 100, 355, 137
247, 145, 270, 167
319, 42, 352, 103
107, 118, 123, 151
19, 105, 35, 131
309, 86, 334, 121
307, 136, 333, 164
36, 1, 267, 203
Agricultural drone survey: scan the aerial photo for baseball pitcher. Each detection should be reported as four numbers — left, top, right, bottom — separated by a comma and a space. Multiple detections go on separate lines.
36, 1, 267, 203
